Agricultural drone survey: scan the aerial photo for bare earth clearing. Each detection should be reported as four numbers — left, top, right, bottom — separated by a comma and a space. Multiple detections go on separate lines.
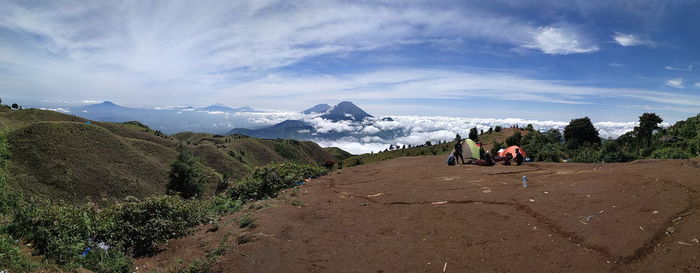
138, 156, 700, 273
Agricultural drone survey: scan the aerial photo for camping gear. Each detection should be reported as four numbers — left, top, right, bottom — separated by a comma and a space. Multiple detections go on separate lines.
498, 145, 527, 159
461, 139, 481, 160
450, 139, 481, 161
522, 176, 528, 187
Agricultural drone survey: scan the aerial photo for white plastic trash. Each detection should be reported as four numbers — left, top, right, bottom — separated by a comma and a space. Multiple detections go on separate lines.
522, 175, 528, 188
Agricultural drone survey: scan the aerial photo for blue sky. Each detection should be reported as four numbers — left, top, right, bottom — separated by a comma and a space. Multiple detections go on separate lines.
1, 0, 700, 123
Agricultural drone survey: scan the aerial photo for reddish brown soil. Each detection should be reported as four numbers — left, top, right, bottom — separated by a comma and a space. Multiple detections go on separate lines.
137, 156, 700, 273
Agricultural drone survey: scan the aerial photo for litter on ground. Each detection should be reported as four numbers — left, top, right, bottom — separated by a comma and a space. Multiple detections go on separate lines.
431, 201, 448, 205
367, 193, 384, 197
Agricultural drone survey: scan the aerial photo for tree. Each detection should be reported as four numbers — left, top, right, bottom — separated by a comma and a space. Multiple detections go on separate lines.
167, 148, 204, 199
469, 127, 479, 141
526, 124, 534, 131
425, 141, 432, 146
488, 127, 493, 134
544, 129, 563, 143
495, 126, 502, 132
505, 131, 522, 146
635, 113, 663, 142
11, 103, 18, 110
455, 133, 462, 141
564, 117, 600, 149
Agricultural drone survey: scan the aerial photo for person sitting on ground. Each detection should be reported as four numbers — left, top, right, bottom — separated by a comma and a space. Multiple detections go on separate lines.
454, 138, 465, 165
476, 151, 495, 166
514, 148, 524, 166
446, 153, 456, 166
503, 153, 513, 166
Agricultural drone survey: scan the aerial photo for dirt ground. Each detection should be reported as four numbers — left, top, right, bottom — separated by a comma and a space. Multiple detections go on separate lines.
137, 156, 700, 273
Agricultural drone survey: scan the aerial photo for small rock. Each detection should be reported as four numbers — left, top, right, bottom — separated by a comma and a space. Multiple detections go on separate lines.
652, 211, 659, 214
544, 191, 549, 194
692, 238, 699, 244
678, 241, 693, 246
666, 227, 676, 234
529, 199, 535, 202
639, 226, 645, 231
586, 194, 591, 198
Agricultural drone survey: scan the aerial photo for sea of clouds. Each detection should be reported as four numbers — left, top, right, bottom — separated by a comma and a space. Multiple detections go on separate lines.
232, 111, 646, 154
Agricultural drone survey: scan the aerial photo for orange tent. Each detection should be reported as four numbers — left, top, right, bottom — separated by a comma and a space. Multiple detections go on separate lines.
498, 145, 527, 158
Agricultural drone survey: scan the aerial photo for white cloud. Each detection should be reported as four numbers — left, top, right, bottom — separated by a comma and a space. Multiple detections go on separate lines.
695, 82, 700, 88
665, 78, 684, 88
0, 1, 601, 104
613, 32, 653, 47
664, 65, 693, 71
238, 111, 645, 154
524, 26, 599, 55
609, 63, 624, 67
39, 107, 70, 113
224, 68, 700, 110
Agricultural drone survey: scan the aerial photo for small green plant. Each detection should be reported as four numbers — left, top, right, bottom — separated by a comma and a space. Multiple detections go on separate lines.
291, 199, 303, 207
238, 214, 256, 229
237, 234, 253, 245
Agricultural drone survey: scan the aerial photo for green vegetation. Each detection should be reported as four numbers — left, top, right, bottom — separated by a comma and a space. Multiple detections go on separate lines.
0, 109, 339, 272
237, 214, 256, 228
564, 117, 600, 149
168, 148, 206, 199
226, 163, 328, 201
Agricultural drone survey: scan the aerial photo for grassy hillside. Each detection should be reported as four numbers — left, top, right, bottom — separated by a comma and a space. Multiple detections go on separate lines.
0, 108, 337, 203
323, 147, 354, 161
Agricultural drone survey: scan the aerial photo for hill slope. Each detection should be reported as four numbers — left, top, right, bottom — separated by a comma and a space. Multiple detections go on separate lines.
0, 108, 338, 203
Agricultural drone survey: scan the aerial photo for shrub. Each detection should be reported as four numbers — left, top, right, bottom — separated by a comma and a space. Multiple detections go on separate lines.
237, 214, 256, 228
505, 131, 522, 147
168, 148, 205, 199
10, 203, 97, 266
0, 234, 38, 272
494, 126, 502, 132
99, 196, 210, 256
650, 147, 692, 159
81, 248, 134, 273
206, 196, 242, 215
227, 163, 327, 201
571, 146, 601, 163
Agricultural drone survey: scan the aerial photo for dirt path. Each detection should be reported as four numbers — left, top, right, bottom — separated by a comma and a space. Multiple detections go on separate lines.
137, 156, 700, 273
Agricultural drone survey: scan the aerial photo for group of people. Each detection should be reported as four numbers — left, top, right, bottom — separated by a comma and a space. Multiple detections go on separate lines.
448, 136, 524, 166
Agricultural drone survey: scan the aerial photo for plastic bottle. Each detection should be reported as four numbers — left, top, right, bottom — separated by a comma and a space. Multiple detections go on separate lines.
522, 175, 528, 188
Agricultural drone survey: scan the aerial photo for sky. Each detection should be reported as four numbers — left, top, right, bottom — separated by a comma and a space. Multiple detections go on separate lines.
1, 0, 700, 123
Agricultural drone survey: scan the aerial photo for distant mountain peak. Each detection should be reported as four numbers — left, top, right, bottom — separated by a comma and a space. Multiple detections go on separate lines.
321, 101, 372, 121
302, 104, 332, 114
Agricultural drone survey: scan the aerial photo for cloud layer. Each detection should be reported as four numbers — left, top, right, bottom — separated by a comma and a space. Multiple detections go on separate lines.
234, 111, 647, 154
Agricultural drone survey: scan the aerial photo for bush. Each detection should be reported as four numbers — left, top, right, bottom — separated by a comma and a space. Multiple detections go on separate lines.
206, 196, 242, 215
168, 148, 205, 199
227, 163, 328, 201
9, 202, 98, 266
81, 248, 134, 273
0, 234, 38, 272
651, 147, 692, 159
237, 214, 256, 228
505, 131, 522, 147
571, 146, 601, 163
99, 196, 210, 256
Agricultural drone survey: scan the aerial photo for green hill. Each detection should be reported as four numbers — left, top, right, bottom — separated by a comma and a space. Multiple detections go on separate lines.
323, 147, 354, 161
0, 108, 337, 203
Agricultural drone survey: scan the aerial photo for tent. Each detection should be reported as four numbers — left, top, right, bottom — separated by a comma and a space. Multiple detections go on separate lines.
461, 139, 481, 160
498, 145, 527, 158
